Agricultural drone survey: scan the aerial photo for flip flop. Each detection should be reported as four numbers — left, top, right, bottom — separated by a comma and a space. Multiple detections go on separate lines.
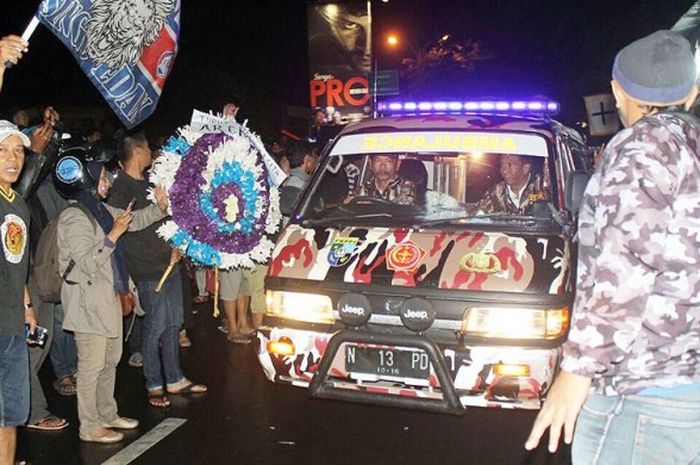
192, 295, 209, 304
53, 377, 77, 396
26, 416, 69, 431
167, 380, 208, 395
239, 328, 257, 337
147, 392, 171, 408
227, 334, 251, 345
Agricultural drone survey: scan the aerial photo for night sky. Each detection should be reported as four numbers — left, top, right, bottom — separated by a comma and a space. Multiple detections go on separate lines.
0, 0, 694, 140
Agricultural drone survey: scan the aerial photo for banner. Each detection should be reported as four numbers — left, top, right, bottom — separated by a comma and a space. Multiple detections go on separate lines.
307, 1, 371, 124
36, 0, 181, 129
584, 94, 620, 137
189, 109, 288, 187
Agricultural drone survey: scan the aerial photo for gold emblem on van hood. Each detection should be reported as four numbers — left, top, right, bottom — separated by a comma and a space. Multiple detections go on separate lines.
459, 252, 502, 274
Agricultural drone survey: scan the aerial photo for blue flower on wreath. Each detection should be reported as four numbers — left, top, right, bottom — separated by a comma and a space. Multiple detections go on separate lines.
163, 136, 191, 157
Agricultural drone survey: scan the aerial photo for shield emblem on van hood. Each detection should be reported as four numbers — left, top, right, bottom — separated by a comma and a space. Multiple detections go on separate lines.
269, 225, 571, 295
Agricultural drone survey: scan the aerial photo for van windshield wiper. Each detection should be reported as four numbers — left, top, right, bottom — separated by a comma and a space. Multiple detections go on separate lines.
301, 213, 393, 227
414, 214, 541, 228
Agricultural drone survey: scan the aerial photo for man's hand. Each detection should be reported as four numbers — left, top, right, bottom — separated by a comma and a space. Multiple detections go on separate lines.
169, 248, 183, 265
108, 211, 133, 243
0, 35, 28, 68
30, 123, 55, 153
25, 307, 37, 338
525, 370, 592, 453
23, 286, 36, 337
154, 185, 168, 211
222, 103, 239, 119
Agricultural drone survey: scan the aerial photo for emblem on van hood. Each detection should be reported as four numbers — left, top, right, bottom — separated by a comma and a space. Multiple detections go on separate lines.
459, 252, 502, 274
387, 241, 426, 272
328, 237, 359, 267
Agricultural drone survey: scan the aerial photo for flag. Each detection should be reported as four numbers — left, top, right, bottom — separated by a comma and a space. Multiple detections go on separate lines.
36, 0, 181, 129
583, 94, 621, 137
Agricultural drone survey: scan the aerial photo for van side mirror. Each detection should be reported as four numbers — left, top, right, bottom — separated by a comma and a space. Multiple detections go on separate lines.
565, 170, 591, 214
279, 185, 302, 217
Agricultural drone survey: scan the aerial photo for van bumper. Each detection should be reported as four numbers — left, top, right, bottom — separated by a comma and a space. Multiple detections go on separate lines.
256, 326, 559, 412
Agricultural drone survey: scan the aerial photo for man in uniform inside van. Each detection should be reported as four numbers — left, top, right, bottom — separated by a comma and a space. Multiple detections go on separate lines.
352, 154, 416, 205
474, 154, 546, 214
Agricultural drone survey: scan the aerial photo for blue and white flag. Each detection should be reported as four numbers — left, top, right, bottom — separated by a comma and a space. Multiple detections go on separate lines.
37, 0, 181, 128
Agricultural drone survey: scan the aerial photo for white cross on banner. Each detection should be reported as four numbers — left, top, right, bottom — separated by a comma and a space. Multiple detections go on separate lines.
584, 94, 621, 136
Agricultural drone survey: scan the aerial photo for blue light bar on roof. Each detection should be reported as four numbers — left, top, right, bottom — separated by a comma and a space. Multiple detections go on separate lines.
377, 99, 560, 115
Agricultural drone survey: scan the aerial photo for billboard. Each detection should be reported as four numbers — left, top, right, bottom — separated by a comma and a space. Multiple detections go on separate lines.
308, 1, 372, 123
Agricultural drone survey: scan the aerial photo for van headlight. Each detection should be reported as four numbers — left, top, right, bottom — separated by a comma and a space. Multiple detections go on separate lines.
461, 306, 569, 339
266, 291, 335, 324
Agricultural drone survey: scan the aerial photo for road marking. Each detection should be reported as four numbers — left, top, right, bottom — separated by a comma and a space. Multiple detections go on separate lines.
101, 418, 187, 465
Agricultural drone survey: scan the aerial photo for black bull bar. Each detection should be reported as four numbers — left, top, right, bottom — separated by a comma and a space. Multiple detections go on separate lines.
308, 330, 465, 415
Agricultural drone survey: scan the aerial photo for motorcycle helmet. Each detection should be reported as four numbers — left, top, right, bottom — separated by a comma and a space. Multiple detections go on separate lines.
87, 138, 118, 165
53, 146, 97, 198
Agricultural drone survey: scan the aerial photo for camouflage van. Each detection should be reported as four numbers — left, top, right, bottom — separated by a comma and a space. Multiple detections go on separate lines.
256, 100, 591, 414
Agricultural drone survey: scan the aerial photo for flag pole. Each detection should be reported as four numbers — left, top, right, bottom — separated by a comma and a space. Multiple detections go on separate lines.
154, 263, 175, 293
21, 16, 40, 42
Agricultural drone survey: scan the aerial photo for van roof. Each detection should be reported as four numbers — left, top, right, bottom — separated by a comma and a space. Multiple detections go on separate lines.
338, 115, 558, 142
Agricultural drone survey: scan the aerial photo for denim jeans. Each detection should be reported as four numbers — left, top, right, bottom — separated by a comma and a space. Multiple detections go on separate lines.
0, 336, 29, 427
572, 391, 700, 465
49, 303, 77, 379
137, 269, 185, 391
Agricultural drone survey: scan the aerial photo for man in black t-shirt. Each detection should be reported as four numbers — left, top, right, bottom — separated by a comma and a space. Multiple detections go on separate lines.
0, 121, 36, 465
108, 132, 205, 408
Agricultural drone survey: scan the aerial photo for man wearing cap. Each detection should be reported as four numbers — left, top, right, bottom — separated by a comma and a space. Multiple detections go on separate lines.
0, 121, 36, 465
526, 30, 700, 463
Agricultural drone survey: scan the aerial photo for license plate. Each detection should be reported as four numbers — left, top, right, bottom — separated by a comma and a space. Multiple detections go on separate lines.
345, 345, 430, 380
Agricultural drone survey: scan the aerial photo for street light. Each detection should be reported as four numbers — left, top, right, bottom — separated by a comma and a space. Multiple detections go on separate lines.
386, 34, 399, 47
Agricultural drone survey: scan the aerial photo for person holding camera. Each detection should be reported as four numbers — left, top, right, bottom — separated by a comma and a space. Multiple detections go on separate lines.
53, 148, 169, 443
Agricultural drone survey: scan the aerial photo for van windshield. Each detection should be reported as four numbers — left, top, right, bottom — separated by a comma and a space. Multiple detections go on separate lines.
299, 131, 553, 226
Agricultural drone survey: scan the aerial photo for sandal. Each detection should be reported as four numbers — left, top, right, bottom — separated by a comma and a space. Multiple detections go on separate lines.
26, 416, 69, 431
240, 328, 257, 338
53, 376, 77, 396
167, 379, 208, 395
128, 352, 143, 368
147, 391, 171, 408
227, 334, 252, 345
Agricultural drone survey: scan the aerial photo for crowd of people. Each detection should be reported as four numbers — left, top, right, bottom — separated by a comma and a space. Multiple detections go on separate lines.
1, 22, 700, 465
0, 28, 334, 463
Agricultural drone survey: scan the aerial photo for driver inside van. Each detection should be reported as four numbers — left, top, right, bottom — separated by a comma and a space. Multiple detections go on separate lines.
474, 154, 546, 214
351, 154, 417, 205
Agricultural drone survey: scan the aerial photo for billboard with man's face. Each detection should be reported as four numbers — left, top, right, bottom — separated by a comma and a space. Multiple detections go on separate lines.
308, 1, 372, 124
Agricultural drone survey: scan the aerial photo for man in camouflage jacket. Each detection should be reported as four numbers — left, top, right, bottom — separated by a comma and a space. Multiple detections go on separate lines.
475, 154, 546, 214
527, 30, 700, 464
354, 154, 416, 205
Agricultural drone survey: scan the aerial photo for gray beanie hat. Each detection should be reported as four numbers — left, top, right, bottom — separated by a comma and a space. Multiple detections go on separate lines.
612, 30, 696, 104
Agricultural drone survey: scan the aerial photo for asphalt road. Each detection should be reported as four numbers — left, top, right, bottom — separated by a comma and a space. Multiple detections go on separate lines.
19, 305, 572, 465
